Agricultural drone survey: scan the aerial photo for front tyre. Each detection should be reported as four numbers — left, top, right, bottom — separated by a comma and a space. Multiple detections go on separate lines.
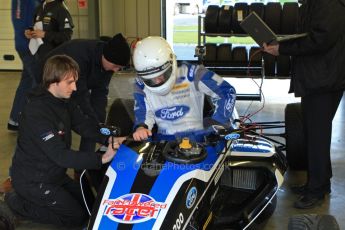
285, 103, 307, 170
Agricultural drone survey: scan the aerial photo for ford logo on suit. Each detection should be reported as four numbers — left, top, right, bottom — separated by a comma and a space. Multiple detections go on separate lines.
155, 105, 190, 121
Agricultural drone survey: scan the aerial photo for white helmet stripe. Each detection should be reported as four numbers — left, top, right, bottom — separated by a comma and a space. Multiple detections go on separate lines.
137, 61, 172, 77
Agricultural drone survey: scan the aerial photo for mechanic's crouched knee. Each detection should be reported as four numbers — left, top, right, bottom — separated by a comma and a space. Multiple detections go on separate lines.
5, 189, 89, 228
59, 207, 89, 227
8, 177, 90, 227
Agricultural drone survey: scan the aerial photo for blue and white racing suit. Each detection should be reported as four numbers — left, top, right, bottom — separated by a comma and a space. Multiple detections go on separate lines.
133, 62, 236, 135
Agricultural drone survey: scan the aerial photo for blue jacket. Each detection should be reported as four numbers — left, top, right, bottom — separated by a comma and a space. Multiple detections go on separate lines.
11, 0, 40, 52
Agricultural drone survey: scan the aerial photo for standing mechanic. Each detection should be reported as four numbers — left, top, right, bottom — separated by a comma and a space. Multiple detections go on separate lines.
263, 0, 345, 208
25, 0, 74, 58
7, 0, 41, 132
4, 55, 123, 228
1, 0, 41, 195
36, 33, 130, 180
132, 36, 236, 141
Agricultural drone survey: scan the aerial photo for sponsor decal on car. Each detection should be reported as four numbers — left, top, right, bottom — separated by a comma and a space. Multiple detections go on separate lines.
186, 187, 197, 209
224, 133, 240, 140
155, 105, 190, 121
100, 127, 111, 136
102, 193, 167, 224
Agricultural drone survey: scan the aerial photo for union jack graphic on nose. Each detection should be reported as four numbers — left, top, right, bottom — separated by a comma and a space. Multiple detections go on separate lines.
103, 193, 167, 224
122, 193, 151, 221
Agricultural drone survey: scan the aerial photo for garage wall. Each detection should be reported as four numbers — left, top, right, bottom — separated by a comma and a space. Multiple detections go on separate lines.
99, 0, 161, 41
67, 0, 99, 39
0, 1, 20, 70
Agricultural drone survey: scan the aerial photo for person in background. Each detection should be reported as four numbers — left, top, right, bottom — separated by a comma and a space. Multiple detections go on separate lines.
25, 0, 74, 59
132, 36, 236, 141
37, 33, 131, 183
263, 0, 345, 209
1, 0, 41, 196
7, 0, 40, 132
4, 55, 124, 228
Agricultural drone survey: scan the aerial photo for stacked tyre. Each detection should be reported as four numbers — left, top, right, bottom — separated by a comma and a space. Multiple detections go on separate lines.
203, 2, 301, 78
204, 2, 298, 35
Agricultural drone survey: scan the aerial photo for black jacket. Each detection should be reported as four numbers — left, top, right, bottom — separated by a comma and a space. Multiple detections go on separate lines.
34, 0, 74, 58
279, 0, 345, 97
37, 39, 113, 122
11, 87, 106, 184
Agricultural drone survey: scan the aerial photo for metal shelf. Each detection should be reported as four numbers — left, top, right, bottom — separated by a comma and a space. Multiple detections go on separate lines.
197, 15, 264, 101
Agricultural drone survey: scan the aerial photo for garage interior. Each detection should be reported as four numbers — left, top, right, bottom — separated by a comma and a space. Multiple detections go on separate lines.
1, 0, 345, 229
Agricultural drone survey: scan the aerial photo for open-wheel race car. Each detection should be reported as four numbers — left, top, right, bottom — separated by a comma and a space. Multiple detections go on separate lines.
86, 98, 288, 230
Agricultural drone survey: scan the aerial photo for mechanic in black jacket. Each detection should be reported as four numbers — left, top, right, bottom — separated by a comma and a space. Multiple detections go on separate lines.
35, 34, 130, 182
263, 0, 345, 209
25, 0, 74, 58
4, 55, 123, 227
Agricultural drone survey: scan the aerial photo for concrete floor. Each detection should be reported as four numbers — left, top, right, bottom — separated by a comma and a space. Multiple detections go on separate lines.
0, 72, 345, 229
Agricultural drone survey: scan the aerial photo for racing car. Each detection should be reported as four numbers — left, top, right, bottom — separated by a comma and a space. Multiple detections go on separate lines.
86, 98, 288, 230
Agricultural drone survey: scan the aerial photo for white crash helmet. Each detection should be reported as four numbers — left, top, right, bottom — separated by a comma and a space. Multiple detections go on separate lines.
133, 36, 177, 95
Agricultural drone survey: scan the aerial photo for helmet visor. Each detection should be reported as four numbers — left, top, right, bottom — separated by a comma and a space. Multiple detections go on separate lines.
140, 66, 172, 88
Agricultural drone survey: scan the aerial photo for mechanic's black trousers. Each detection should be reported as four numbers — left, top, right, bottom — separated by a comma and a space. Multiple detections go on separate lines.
301, 90, 343, 192
9, 175, 89, 227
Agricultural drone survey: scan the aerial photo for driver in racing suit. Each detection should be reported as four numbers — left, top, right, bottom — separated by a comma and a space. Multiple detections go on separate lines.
132, 36, 236, 140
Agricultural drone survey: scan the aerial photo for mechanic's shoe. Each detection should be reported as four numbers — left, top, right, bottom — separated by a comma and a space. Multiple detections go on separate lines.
4, 192, 31, 227
0, 200, 17, 230
0, 177, 13, 194
7, 119, 19, 132
294, 193, 325, 209
4, 192, 22, 214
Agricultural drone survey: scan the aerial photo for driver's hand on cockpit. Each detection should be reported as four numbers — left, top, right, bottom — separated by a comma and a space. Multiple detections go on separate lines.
133, 127, 152, 141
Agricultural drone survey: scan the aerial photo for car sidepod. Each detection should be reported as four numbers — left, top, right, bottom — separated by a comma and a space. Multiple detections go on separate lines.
208, 135, 287, 229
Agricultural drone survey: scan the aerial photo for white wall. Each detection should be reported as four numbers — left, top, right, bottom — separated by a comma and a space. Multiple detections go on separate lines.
0, 2, 21, 70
